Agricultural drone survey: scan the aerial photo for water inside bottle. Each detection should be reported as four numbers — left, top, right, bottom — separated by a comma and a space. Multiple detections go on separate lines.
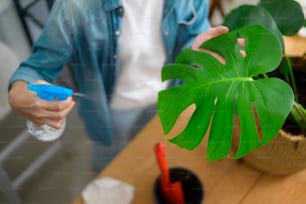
27, 119, 66, 141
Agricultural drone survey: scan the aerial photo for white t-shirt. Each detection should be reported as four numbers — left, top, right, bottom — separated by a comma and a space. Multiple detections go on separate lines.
110, 0, 167, 109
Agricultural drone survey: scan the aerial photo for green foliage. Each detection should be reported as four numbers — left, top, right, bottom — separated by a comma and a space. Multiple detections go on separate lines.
223, 0, 304, 37
223, 0, 305, 52
157, 25, 294, 160
222, 5, 283, 50
157, 0, 305, 161
223, 0, 306, 132
258, 0, 305, 35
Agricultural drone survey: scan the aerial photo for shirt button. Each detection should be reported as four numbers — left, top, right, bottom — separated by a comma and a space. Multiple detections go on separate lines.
116, 7, 124, 16
164, 32, 169, 36
113, 55, 117, 59
115, 30, 120, 36
117, 7, 124, 13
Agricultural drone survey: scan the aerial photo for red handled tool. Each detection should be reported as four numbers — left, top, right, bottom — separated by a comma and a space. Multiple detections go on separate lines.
154, 143, 184, 204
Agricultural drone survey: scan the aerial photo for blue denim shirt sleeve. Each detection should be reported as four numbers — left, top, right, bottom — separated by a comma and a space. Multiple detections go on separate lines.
8, 0, 122, 145
8, 0, 74, 88
167, 0, 211, 87
8, 0, 211, 145
182, 0, 211, 48
162, 0, 210, 64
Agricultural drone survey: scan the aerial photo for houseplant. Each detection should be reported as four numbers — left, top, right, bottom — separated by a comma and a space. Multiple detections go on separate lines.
157, 0, 306, 175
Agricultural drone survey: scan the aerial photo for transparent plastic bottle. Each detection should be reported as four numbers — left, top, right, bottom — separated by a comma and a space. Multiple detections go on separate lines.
26, 84, 74, 142
27, 119, 66, 142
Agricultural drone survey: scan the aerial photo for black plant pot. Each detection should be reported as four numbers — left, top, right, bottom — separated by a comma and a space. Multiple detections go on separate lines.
153, 167, 204, 204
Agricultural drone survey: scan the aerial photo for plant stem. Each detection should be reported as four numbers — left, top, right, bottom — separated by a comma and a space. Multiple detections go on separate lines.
291, 101, 306, 130
285, 56, 299, 102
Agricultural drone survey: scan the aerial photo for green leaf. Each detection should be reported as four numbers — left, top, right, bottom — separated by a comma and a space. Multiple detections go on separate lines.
157, 25, 294, 160
223, 5, 283, 50
258, 0, 305, 36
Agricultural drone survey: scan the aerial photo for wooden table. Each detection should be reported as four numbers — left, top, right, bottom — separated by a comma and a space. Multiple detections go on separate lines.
73, 105, 306, 204
73, 36, 306, 204
284, 35, 306, 57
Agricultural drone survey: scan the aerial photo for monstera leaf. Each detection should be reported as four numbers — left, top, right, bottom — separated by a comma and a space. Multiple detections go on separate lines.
258, 0, 305, 36
157, 25, 294, 161
223, 5, 283, 49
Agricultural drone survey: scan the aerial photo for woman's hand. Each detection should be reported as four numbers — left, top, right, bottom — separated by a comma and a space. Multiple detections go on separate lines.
192, 26, 246, 63
8, 80, 76, 129
192, 26, 229, 50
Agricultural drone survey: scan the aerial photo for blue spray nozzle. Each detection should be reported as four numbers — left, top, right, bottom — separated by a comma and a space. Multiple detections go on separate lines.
27, 84, 74, 101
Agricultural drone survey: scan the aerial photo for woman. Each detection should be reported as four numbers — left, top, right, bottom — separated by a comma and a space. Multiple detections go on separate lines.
8, 0, 228, 171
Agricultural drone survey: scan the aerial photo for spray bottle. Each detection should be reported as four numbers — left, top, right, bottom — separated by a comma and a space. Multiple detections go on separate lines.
27, 84, 84, 142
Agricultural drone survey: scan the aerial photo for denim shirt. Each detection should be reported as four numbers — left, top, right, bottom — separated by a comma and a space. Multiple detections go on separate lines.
8, 0, 210, 144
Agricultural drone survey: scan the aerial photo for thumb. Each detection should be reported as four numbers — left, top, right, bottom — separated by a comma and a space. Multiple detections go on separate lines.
33, 80, 50, 85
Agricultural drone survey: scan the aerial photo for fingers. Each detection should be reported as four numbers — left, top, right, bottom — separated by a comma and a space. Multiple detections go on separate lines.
9, 80, 76, 129
30, 97, 76, 129
33, 98, 75, 129
237, 38, 246, 57
192, 26, 247, 63
42, 96, 74, 111
240, 50, 246, 58
205, 26, 229, 39
30, 80, 76, 128
237, 38, 245, 47
35, 80, 50, 85
192, 26, 229, 50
